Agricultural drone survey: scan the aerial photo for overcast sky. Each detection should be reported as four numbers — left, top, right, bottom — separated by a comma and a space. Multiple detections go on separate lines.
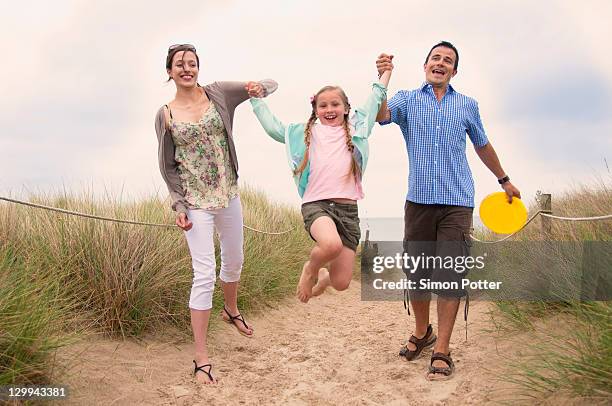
1, 0, 611, 217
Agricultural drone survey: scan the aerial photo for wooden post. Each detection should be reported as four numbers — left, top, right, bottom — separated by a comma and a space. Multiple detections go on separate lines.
540, 193, 552, 238
538, 193, 552, 299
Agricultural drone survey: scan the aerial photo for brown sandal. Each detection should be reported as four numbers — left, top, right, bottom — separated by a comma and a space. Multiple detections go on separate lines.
399, 324, 437, 361
426, 351, 455, 381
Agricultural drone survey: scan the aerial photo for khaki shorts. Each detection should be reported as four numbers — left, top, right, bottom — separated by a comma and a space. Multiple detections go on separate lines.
301, 200, 361, 251
403, 201, 473, 298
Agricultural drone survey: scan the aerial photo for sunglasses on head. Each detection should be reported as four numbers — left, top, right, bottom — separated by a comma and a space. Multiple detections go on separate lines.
168, 44, 196, 53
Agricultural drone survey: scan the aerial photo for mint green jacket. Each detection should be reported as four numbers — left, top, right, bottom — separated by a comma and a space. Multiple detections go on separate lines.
250, 82, 387, 197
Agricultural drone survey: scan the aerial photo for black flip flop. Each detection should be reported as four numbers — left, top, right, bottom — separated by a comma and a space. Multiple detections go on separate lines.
193, 360, 215, 383
222, 306, 253, 338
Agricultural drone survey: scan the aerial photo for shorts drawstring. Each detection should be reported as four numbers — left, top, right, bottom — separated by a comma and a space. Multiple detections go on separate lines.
403, 288, 411, 315
464, 291, 469, 341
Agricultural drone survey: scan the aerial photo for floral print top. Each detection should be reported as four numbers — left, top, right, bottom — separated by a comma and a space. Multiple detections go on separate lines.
169, 103, 238, 210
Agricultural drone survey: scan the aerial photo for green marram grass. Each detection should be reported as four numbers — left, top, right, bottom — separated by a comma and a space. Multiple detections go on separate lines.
483, 181, 611, 403
0, 186, 311, 385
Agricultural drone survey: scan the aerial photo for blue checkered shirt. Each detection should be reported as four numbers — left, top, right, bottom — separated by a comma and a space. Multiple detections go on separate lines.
380, 82, 489, 208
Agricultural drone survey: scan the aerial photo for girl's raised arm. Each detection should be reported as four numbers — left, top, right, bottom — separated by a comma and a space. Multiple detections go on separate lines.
353, 59, 392, 139
250, 98, 286, 144
378, 68, 392, 89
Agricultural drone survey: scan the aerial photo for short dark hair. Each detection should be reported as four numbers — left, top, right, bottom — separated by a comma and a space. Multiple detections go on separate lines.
425, 41, 459, 71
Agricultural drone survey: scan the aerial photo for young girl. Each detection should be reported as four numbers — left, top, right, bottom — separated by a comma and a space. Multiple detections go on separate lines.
155, 44, 277, 384
249, 59, 392, 303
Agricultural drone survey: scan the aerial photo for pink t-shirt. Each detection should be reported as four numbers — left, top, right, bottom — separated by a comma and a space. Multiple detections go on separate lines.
302, 123, 364, 204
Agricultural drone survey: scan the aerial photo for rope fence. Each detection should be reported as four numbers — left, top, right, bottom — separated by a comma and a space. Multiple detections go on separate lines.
539, 212, 612, 221
470, 210, 545, 244
0, 196, 295, 236
471, 211, 612, 244
2, 195, 611, 241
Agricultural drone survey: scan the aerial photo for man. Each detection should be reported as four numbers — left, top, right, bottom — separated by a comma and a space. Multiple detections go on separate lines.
376, 41, 520, 380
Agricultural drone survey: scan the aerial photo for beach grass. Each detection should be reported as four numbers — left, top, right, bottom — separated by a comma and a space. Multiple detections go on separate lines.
0, 186, 311, 385
484, 182, 612, 403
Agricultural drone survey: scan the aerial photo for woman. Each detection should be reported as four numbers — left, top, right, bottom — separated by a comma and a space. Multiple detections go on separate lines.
154, 44, 277, 384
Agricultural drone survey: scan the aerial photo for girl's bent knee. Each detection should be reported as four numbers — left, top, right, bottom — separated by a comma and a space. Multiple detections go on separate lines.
319, 240, 343, 257
331, 278, 351, 291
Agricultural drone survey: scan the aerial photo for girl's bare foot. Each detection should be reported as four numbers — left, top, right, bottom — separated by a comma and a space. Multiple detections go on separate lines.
312, 268, 330, 297
297, 261, 317, 303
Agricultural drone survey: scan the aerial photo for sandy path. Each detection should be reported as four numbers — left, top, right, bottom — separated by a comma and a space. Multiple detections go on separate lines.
58, 281, 521, 405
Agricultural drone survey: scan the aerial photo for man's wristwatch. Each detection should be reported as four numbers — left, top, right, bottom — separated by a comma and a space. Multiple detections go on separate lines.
498, 175, 510, 185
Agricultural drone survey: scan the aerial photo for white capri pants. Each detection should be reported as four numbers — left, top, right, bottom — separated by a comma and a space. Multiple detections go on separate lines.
184, 196, 244, 310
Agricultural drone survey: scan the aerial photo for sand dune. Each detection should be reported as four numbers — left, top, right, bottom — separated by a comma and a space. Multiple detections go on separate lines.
58, 281, 527, 405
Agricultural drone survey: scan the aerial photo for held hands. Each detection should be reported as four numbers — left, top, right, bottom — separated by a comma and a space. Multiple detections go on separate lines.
502, 181, 521, 203
176, 212, 193, 231
246, 81, 265, 98
376, 53, 394, 77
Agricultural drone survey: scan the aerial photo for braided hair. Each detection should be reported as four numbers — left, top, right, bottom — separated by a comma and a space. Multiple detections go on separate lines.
293, 86, 361, 181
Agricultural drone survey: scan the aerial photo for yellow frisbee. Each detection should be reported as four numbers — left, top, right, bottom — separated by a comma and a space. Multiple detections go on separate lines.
479, 192, 528, 234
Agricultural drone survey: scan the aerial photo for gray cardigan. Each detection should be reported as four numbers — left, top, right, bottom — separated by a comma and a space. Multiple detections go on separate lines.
155, 79, 278, 214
